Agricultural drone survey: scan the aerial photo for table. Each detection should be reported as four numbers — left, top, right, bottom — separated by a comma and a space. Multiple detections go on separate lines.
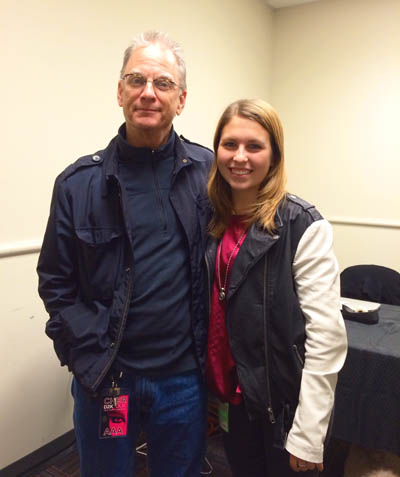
332, 299, 400, 455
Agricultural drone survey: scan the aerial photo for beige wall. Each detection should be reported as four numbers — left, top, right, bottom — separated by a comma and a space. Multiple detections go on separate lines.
0, 255, 74, 468
270, 0, 400, 271
2, 0, 400, 469
1, 0, 273, 246
0, 0, 273, 469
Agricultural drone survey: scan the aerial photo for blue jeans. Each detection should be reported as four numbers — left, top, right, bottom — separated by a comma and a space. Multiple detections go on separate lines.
72, 370, 207, 477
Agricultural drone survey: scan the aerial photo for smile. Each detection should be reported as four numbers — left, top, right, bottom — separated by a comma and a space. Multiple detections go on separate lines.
135, 108, 160, 112
231, 168, 251, 175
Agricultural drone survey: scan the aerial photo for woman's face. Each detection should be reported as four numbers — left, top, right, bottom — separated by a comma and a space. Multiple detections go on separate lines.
217, 115, 273, 206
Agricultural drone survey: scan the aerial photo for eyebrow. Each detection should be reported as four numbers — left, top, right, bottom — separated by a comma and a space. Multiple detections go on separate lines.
221, 136, 265, 144
128, 70, 174, 79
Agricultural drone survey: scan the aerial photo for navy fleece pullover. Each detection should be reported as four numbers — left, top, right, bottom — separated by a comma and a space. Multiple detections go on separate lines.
114, 125, 197, 375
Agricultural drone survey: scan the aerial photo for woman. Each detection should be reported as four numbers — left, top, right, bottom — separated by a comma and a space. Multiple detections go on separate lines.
205, 99, 347, 476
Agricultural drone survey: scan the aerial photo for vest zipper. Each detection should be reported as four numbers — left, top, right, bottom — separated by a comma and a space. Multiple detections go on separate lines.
263, 255, 276, 424
151, 150, 168, 232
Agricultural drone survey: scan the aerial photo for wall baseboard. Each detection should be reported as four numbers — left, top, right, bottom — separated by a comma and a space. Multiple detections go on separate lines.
0, 239, 41, 259
328, 216, 400, 229
1, 215, 399, 260
1, 429, 75, 476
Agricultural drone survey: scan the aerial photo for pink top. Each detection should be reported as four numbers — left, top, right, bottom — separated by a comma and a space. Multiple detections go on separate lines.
206, 216, 248, 404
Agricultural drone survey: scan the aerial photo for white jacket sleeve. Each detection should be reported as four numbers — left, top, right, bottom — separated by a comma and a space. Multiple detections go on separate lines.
285, 219, 348, 463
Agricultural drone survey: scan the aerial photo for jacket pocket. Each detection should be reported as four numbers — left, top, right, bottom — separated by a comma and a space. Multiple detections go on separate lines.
75, 227, 123, 299
46, 301, 112, 373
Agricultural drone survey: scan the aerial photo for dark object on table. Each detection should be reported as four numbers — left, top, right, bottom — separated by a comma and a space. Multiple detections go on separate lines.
340, 265, 400, 305
341, 303, 379, 325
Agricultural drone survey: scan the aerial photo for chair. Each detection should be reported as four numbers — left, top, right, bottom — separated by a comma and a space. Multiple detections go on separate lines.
135, 443, 213, 475
340, 265, 400, 305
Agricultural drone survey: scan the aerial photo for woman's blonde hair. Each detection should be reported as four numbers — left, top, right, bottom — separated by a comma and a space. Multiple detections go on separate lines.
208, 99, 287, 238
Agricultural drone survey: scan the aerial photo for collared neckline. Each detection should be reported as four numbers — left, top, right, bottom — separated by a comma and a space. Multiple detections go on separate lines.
117, 123, 176, 163
101, 125, 193, 196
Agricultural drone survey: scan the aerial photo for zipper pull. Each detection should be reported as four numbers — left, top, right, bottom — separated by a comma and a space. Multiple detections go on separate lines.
267, 406, 276, 424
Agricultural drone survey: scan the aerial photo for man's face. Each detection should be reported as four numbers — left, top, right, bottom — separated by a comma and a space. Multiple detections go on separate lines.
117, 43, 186, 145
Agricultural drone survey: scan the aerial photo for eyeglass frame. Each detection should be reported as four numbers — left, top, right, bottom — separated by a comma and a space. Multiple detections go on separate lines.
121, 72, 182, 93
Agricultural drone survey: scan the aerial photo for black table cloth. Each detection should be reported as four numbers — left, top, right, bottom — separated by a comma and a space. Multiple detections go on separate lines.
332, 303, 400, 455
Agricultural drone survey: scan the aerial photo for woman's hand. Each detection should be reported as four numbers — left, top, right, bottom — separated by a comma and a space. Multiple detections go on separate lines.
289, 453, 324, 472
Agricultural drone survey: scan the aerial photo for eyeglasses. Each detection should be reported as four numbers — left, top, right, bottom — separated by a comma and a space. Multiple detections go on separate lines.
121, 72, 179, 92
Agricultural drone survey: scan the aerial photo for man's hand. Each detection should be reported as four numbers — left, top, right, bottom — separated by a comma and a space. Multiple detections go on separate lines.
289, 453, 324, 472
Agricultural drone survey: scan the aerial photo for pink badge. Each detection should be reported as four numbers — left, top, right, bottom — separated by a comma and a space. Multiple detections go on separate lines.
100, 394, 129, 438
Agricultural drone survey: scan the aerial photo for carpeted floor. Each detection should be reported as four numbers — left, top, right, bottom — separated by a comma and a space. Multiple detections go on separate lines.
25, 432, 392, 477
344, 444, 400, 477
20, 433, 232, 477
19, 434, 357, 477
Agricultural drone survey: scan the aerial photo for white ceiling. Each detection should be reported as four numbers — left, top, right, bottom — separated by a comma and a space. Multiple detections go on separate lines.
265, 0, 321, 9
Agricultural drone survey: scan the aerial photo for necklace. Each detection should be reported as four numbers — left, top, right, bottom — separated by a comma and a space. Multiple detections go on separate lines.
217, 229, 246, 301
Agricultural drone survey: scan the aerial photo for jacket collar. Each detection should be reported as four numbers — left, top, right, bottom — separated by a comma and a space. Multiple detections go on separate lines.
228, 223, 279, 297
116, 123, 176, 163
274, 197, 287, 230
100, 124, 193, 197
100, 136, 119, 197
173, 135, 211, 176
206, 222, 280, 300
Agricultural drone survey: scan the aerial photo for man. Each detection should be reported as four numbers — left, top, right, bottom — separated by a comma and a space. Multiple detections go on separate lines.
37, 31, 213, 477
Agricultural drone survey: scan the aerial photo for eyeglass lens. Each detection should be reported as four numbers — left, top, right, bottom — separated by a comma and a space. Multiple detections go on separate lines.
124, 73, 177, 92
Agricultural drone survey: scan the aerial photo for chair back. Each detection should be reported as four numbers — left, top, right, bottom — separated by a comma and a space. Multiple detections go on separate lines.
340, 265, 400, 305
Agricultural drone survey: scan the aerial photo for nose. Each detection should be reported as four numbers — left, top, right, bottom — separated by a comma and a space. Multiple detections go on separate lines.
140, 80, 157, 99
233, 146, 247, 162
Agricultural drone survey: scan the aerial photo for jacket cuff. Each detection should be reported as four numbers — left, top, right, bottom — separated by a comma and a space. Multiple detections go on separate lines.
285, 433, 324, 463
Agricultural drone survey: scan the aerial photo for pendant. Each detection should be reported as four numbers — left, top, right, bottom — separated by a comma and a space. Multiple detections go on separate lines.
219, 288, 226, 301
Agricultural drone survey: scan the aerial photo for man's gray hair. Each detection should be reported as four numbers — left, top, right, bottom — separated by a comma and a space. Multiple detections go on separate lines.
120, 31, 187, 90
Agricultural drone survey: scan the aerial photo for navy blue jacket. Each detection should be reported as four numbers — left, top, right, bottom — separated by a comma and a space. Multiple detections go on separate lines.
37, 130, 213, 394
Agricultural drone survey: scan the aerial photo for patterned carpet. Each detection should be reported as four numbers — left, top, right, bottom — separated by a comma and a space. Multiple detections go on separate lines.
15, 434, 400, 477
20, 426, 360, 477
20, 433, 232, 477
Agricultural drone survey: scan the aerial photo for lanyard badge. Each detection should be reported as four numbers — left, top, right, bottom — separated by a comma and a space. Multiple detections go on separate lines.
99, 373, 129, 439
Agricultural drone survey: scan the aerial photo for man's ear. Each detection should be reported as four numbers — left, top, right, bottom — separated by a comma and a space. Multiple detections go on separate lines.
117, 80, 124, 107
176, 90, 187, 116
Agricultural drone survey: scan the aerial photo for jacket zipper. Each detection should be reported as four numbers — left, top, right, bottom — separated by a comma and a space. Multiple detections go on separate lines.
91, 266, 134, 393
151, 150, 167, 232
293, 344, 304, 366
263, 255, 276, 424
90, 180, 134, 394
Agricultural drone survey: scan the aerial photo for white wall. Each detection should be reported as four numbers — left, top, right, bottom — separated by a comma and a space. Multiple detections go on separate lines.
0, 255, 74, 467
270, 0, 400, 271
3, 0, 400, 469
0, 0, 273, 469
